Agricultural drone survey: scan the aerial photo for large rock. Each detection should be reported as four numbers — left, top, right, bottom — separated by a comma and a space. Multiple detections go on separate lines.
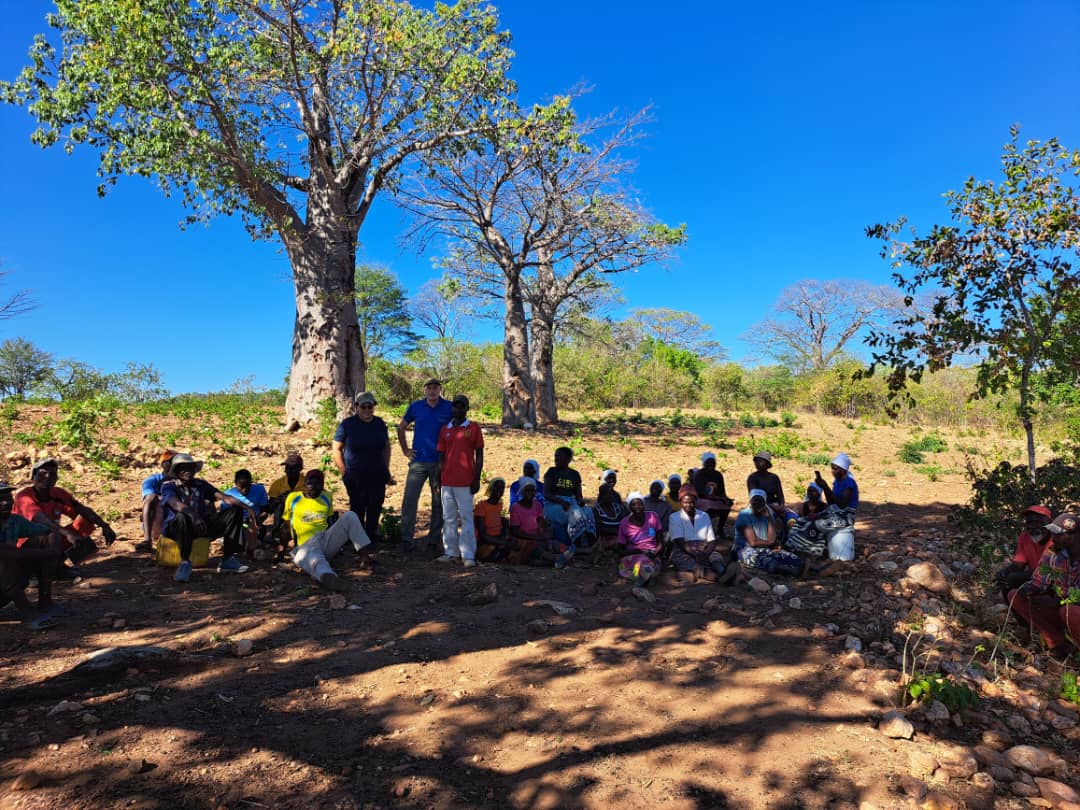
1004, 745, 1056, 775
925, 700, 950, 724
747, 577, 771, 594
906, 562, 951, 595
1035, 778, 1080, 807
879, 710, 914, 739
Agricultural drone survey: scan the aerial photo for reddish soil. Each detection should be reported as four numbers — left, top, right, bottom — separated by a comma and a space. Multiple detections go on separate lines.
0, 408, 1071, 809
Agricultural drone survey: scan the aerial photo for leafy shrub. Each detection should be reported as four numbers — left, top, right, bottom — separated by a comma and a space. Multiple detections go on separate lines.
1062, 672, 1080, 707
898, 432, 948, 464
952, 458, 1080, 553
315, 397, 338, 445
781, 411, 797, 428
903, 673, 979, 713
914, 464, 945, 482
734, 430, 804, 459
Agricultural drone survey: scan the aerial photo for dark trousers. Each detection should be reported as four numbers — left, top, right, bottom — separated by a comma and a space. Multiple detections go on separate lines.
164, 507, 246, 561
344, 471, 387, 542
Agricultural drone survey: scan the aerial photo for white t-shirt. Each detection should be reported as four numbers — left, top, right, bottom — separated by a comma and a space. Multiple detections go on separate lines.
668, 509, 715, 543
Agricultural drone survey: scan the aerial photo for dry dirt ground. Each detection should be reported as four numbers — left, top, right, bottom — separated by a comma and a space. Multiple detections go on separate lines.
0, 407, 1077, 810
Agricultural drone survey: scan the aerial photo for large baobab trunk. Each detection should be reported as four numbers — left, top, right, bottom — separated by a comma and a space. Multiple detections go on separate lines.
529, 309, 558, 425
502, 274, 534, 426
284, 222, 366, 426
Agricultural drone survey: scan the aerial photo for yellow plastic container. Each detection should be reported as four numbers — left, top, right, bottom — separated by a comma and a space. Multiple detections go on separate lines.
155, 537, 210, 568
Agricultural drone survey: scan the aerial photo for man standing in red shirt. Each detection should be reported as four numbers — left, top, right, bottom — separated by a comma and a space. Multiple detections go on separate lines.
435, 395, 484, 567
15, 458, 117, 576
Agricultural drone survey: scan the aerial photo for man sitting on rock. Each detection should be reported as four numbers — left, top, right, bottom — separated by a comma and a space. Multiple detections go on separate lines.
15, 458, 118, 577
138, 450, 174, 551
1009, 512, 1080, 661
0, 481, 64, 630
284, 469, 371, 591
160, 453, 260, 583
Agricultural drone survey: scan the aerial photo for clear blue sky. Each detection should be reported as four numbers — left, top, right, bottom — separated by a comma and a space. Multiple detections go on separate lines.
2, 1, 1079, 394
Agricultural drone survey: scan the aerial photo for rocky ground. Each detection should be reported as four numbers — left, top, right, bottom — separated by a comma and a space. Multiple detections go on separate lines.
0, 406, 1077, 809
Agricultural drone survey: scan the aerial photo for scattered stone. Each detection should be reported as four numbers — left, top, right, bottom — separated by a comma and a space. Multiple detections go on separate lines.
810, 625, 832, 639
327, 594, 347, 610
463, 582, 498, 606
1005, 745, 1056, 776
1035, 778, 1080, 807
971, 772, 995, 791
48, 700, 83, 717
747, 577, 771, 594
899, 775, 928, 800
788, 597, 803, 609
127, 758, 154, 775
631, 586, 656, 604
1012, 782, 1040, 798
936, 749, 978, 779
989, 765, 1016, 782
111, 618, 126, 630
879, 710, 915, 739
80, 712, 99, 725
840, 651, 866, 669
984, 725, 1015, 751
526, 619, 547, 635
12, 771, 42, 791
844, 635, 863, 653
702, 596, 723, 611
910, 751, 939, 777
772, 583, 790, 597
233, 639, 254, 657
925, 700, 950, 724
524, 599, 578, 616
922, 790, 961, 810
906, 562, 951, 595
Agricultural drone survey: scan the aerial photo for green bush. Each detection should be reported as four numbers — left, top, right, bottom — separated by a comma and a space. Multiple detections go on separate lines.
734, 430, 804, 459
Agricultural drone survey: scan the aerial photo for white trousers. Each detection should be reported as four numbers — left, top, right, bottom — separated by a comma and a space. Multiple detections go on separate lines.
292, 511, 371, 581
440, 486, 477, 561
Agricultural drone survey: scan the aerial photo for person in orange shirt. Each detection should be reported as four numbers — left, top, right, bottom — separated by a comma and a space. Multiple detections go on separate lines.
474, 478, 509, 562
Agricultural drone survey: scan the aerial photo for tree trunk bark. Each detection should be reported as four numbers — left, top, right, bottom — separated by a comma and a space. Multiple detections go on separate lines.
502, 274, 534, 426
283, 225, 365, 426
529, 309, 558, 425
1019, 363, 1036, 481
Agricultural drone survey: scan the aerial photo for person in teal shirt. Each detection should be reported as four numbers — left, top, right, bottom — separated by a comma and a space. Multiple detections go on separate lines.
0, 481, 64, 630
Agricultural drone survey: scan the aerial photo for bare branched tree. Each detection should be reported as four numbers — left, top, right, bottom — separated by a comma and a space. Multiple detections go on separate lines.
746, 279, 902, 372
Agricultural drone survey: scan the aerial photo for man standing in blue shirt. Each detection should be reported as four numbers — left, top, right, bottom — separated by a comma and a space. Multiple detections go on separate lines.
397, 378, 453, 552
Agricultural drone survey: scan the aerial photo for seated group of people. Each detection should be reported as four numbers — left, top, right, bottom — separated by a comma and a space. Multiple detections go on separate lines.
996, 505, 1080, 661
468, 448, 861, 590
1, 444, 861, 629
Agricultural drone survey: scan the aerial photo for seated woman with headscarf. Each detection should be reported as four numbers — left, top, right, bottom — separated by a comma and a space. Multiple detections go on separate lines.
593, 481, 629, 554
616, 492, 663, 587
810, 452, 858, 562
509, 460, 544, 506
735, 490, 807, 577
693, 452, 734, 532
668, 485, 731, 583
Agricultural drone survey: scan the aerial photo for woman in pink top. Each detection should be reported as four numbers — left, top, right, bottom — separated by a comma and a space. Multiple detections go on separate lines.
616, 492, 663, 586
507, 477, 549, 565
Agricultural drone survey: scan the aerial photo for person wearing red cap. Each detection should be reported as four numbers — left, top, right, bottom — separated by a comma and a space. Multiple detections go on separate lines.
995, 504, 1053, 600
1009, 512, 1080, 660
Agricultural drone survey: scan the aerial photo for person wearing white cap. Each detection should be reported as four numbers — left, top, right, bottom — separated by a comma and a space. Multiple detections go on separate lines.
813, 454, 859, 511
810, 454, 859, 564
509, 460, 545, 507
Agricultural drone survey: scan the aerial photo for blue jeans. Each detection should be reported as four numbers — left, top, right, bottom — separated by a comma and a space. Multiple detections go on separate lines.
400, 461, 442, 546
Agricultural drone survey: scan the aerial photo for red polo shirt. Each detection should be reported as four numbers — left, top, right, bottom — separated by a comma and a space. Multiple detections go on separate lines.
437, 420, 484, 487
